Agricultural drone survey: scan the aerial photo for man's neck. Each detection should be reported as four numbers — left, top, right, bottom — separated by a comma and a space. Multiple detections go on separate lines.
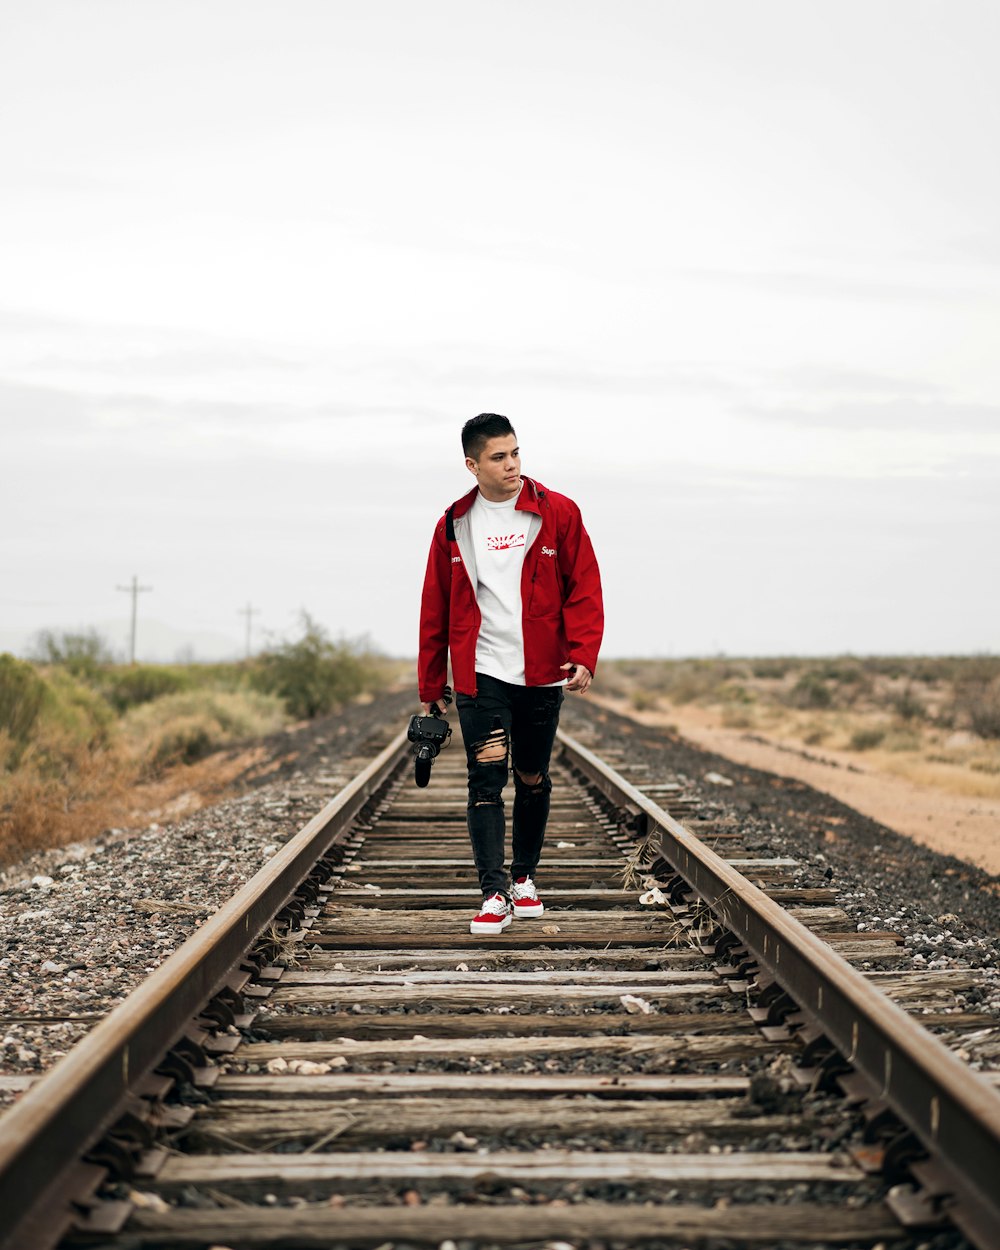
478, 481, 523, 505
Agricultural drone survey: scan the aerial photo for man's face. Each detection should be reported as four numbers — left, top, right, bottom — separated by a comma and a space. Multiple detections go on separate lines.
467, 433, 521, 502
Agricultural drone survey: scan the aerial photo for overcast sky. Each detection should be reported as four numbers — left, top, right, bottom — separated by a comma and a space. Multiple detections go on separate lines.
2, 0, 998, 663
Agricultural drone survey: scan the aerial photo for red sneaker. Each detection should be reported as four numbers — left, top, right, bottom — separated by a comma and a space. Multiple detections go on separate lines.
511, 875, 544, 918
470, 892, 512, 935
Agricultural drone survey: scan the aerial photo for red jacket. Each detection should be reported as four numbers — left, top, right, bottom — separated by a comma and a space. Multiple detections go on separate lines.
418, 477, 604, 702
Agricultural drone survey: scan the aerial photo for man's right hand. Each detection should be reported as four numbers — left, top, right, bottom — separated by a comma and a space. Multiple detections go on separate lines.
422, 701, 450, 716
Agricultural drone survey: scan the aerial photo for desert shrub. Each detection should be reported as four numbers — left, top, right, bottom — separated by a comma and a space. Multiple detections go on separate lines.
891, 687, 926, 721
718, 681, 753, 704
850, 727, 885, 751
662, 662, 723, 705
0, 654, 48, 768
105, 665, 190, 713
630, 689, 660, 711
816, 657, 864, 684
862, 656, 909, 681
0, 666, 125, 864
252, 614, 384, 719
123, 689, 288, 772
148, 720, 216, 768
0, 665, 116, 781
30, 628, 115, 679
750, 657, 793, 680
177, 661, 250, 692
42, 669, 116, 758
882, 728, 922, 752
721, 703, 754, 729
787, 672, 832, 709
593, 664, 630, 698
961, 680, 1000, 740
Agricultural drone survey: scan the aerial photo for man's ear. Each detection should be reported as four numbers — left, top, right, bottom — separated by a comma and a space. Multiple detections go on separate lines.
465, 456, 479, 477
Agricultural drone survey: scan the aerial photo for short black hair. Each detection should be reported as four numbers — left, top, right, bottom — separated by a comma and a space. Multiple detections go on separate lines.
462, 412, 516, 460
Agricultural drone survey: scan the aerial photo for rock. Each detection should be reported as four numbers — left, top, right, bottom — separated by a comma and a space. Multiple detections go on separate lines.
620, 994, 655, 1015
639, 887, 667, 906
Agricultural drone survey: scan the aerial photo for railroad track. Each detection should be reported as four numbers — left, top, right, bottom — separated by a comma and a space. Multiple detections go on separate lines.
1, 718, 999, 1249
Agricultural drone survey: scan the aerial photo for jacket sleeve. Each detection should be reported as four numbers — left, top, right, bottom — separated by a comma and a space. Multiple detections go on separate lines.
417, 519, 452, 703
559, 502, 604, 676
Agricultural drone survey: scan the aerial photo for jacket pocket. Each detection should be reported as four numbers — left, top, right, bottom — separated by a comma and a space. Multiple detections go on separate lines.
525, 558, 561, 619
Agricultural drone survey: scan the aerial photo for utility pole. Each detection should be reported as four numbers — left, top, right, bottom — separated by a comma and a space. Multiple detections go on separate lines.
238, 602, 260, 659
116, 575, 152, 665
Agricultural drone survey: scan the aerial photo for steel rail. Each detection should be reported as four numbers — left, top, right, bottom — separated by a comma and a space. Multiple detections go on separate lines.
557, 728, 1000, 1249
0, 728, 409, 1250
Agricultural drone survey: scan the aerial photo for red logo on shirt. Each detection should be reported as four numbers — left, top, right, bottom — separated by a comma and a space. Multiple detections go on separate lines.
487, 533, 526, 552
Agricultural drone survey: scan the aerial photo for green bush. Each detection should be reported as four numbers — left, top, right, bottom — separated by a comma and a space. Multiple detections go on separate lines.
252, 614, 381, 719
961, 680, 1000, 740
750, 657, 793, 680
787, 672, 833, 709
30, 628, 114, 679
43, 669, 116, 751
105, 665, 190, 713
718, 681, 754, 705
891, 687, 925, 721
0, 657, 114, 774
0, 654, 48, 768
816, 657, 864, 684
850, 727, 885, 751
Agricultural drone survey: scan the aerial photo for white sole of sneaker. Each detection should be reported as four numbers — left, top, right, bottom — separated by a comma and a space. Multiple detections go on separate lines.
512, 902, 544, 918
469, 914, 513, 935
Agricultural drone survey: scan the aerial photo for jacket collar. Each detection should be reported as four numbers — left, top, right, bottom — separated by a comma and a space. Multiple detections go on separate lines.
446, 476, 545, 539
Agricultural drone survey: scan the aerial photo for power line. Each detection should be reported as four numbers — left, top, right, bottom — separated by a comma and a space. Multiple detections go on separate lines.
238, 602, 260, 659
116, 575, 152, 664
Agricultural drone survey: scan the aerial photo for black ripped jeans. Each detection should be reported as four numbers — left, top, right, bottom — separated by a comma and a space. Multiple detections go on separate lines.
456, 672, 564, 899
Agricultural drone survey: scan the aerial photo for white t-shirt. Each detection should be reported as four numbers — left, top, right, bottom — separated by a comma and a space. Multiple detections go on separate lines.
469, 487, 530, 684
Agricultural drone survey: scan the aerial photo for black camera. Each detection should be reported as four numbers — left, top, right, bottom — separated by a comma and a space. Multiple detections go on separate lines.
407, 688, 453, 787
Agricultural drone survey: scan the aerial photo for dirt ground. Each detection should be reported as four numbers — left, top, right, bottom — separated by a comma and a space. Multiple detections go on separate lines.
591, 694, 1000, 878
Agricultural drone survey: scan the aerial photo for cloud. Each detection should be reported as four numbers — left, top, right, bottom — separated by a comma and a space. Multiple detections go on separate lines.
0, 376, 448, 460
745, 398, 1000, 434
43, 346, 302, 379
432, 359, 739, 398
680, 265, 987, 305
775, 366, 946, 400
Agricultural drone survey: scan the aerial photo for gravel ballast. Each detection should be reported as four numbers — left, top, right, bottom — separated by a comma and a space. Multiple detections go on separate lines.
561, 699, 1000, 1064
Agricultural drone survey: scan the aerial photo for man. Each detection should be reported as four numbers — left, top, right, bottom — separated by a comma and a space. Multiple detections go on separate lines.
418, 413, 604, 934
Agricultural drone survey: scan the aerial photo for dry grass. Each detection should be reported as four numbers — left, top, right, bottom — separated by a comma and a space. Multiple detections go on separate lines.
601, 656, 1000, 802
0, 670, 290, 867
121, 689, 287, 774
0, 743, 133, 865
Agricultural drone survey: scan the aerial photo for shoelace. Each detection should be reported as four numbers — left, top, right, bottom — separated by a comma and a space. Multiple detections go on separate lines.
512, 877, 537, 900
479, 894, 508, 916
